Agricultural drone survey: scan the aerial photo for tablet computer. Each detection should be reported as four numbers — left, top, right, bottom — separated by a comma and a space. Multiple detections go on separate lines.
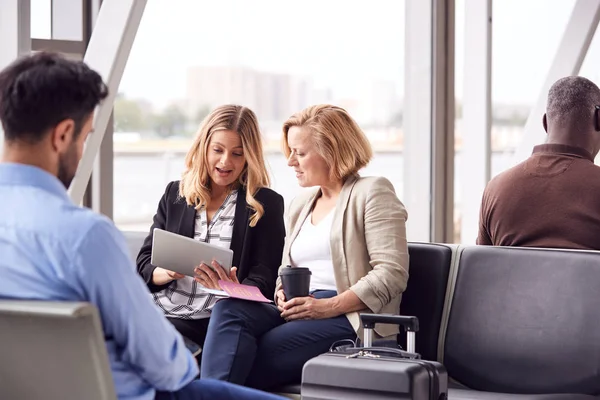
150, 228, 233, 277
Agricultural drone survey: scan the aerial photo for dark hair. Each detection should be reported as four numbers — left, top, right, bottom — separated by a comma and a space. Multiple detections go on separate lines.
0, 51, 109, 143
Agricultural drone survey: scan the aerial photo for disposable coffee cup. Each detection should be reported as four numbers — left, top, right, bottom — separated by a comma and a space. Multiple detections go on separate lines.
280, 266, 311, 300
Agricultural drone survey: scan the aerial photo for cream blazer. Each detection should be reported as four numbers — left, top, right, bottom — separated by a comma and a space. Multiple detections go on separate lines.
275, 175, 409, 339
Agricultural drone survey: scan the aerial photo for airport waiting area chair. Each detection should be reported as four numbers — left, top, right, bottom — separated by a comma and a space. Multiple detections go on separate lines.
397, 242, 454, 361
443, 245, 600, 399
123, 230, 148, 262
0, 301, 116, 400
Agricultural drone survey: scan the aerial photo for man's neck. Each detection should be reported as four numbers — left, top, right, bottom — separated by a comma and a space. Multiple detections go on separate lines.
546, 131, 594, 155
2, 146, 55, 175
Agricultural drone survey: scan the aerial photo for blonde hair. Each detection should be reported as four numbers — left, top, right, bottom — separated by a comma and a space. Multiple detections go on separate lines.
180, 104, 270, 227
282, 104, 373, 181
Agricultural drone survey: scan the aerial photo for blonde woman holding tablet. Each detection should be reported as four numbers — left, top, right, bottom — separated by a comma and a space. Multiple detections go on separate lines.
137, 105, 285, 351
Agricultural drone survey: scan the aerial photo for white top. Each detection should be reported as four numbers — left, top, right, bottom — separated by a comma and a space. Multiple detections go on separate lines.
289, 208, 337, 292
153, 190, 238, 319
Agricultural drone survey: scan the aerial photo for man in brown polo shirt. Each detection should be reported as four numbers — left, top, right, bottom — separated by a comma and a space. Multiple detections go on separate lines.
477, 76, 600, 250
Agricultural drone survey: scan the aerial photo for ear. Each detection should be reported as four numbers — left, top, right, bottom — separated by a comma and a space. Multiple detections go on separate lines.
542, 114, 548, 133
49, 119, 76, 153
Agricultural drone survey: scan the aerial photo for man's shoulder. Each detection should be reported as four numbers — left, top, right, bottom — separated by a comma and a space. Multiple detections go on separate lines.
1, 203, 123, 275
579, 159, 600, 175
65, 209, 131, 277
485, 154, 600, 193
2, 197, 115, 247
63, 204, 112, 230
484, 161, 528, 194
57, 206, 121, 250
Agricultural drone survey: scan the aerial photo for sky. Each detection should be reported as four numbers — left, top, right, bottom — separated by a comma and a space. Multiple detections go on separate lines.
118, 0, 406, 108
30, 0, 600, 109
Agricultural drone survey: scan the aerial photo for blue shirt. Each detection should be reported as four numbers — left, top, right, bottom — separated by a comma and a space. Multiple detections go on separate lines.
0, 163, 199, 400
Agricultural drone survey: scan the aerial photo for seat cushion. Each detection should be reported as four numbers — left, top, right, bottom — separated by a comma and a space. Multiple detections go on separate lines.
444, 246, 600, 394
399, 243, 452, 360
273, 383, 600, 399
449, 388, 599, 400
272, 384, 301, 394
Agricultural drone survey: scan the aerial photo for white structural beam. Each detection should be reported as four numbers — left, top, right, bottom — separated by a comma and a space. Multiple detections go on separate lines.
0, 0, 31, 153
513, 0, 600, 164
405, 0, 454, 242
31, 38, 86, 54
405, 0, 434, 242
68, 0, 147, 205
92, 113, 114, 218
32, 0, 89, 55
460, 0, 492, 244
51, 0, 84, 41
0, 0, 30, 68
431, 0, 455, 243
87, 0, 114, 219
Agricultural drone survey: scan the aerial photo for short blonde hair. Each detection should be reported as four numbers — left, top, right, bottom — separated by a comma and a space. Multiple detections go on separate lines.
180, 104, 270, 227
282, 104, 373, 181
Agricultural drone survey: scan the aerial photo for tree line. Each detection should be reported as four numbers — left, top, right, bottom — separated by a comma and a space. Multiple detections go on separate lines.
115, 93, 529, 139
114, 93, 210, 138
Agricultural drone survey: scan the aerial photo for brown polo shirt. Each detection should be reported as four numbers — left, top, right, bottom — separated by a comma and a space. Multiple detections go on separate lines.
477, 144, 600, 250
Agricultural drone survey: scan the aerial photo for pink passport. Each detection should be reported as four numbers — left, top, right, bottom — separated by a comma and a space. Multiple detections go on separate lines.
218, 280, 273, 303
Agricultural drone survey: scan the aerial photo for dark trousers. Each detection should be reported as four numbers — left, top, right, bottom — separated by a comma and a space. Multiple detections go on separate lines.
200, 290, 357, 390
167, 317, 210, 348
155, 378, 285, 400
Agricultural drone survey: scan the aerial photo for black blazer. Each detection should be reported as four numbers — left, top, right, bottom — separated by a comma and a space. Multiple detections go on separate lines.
136, 180, 285, 299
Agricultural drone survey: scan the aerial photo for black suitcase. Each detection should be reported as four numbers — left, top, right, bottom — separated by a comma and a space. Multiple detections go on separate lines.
301, 313, 448, 400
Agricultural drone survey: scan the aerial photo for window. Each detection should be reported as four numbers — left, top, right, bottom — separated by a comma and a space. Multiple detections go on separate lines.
30, 0, 51, 39
114, 0, 405, 231
579, 9, 600, 166
453, 0, 575, 243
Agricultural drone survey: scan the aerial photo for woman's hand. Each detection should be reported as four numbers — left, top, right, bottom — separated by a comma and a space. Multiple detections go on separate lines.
280, 296, 339, 321
275, 289, 286, 311
152, 267, 185, 286
194, 260, 239, 290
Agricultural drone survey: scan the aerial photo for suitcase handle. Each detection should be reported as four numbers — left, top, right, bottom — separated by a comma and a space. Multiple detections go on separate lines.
360, 313, 419, 353
332, 345, 420, 360
360, 314, 419, 332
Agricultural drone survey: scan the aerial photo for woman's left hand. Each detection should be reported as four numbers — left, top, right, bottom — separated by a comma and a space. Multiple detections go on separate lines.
194, 260, 239, 290
279, 296, 338, 321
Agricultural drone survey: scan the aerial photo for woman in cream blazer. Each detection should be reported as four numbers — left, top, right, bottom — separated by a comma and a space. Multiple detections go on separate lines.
278, 173, 409, 339
200, 105, 409, 391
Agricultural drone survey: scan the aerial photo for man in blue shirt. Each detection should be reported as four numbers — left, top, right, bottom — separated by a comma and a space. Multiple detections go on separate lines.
0, 52, 284, 400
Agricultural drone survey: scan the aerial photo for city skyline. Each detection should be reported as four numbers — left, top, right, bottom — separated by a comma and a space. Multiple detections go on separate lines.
29, 1, 600, 114
114, 0, 597, 109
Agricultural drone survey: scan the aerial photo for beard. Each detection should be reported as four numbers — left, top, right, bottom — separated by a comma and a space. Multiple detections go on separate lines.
57, 141, 79, 189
